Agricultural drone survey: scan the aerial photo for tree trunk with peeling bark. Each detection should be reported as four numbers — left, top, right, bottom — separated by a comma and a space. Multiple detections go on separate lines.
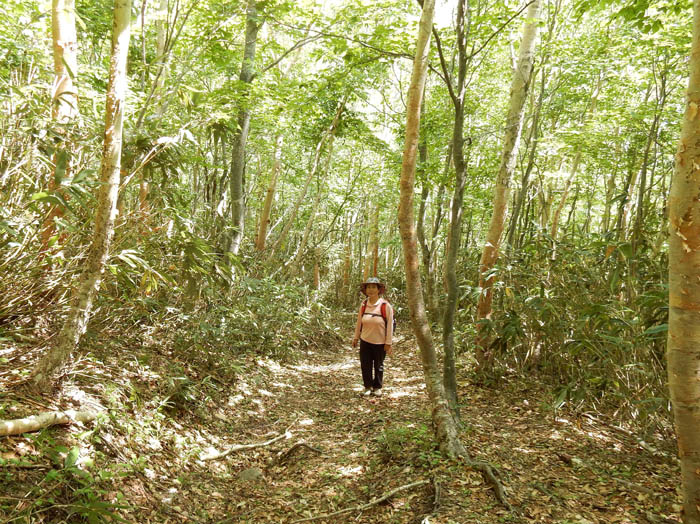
475, 0, 541, 369
256, 133, 283, 250
397, 0, 466, 459
31, 0, 132, 390
42, 0, 79, 254
667, 3, 700, 522
51, 0, 78, 123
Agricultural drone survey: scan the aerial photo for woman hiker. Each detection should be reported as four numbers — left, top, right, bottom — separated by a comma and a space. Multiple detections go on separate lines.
352, 277, 394, 397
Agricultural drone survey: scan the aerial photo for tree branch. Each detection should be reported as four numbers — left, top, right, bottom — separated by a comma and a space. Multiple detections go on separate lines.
432, 27, 458, 106
200, 431, 291, 461
291, 480, 430, 523
268, 17, 414, 60
254, 35, 323, 79
467, 0, 535, 60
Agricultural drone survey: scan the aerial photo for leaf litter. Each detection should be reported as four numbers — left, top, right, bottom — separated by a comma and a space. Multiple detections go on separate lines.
0, 330, 682, 523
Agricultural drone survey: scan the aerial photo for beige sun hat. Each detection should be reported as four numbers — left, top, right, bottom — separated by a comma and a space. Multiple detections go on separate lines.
360, 276, 386, 295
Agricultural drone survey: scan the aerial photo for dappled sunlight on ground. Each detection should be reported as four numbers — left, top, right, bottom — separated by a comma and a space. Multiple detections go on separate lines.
0, 328, 682, 524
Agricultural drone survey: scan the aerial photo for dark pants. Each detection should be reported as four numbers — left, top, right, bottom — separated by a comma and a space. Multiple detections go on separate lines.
359, 339, 386, 389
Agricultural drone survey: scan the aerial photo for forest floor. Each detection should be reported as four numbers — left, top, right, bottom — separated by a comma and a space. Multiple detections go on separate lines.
0, 323, 683, 524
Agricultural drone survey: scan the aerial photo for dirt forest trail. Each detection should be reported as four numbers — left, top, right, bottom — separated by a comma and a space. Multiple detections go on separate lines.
0, 327, 683, 524
154, 328, 682, 524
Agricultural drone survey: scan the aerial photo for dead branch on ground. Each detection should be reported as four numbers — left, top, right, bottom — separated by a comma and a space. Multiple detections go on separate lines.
0, 410, 99, 437
291, 479, 430, 523
275, 441, 324, 464
201, 431, 291, 461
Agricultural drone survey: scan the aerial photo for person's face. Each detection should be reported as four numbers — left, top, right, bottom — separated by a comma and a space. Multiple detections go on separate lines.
365, 283, 379, 297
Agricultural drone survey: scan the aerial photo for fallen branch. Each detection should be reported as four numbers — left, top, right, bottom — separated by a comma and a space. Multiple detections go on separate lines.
201, 431, 291, 461
0, 410, 98, 437
613, 477, 657, 496
291, 479, 430, 523
0, 462, 49, 469
275, 441, 324, 464
580, 413, 671, 459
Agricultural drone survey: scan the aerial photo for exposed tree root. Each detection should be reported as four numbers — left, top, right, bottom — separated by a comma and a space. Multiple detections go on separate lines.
432, 475, 441, 511
200, 431, 291, 461
0, 410, 99, 437
291, 479, 430, 523
467, 458, 512, 511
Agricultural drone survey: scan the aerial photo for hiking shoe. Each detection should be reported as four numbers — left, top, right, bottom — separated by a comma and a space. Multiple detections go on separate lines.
362, 388, 373, 396
371, 389, 382, 397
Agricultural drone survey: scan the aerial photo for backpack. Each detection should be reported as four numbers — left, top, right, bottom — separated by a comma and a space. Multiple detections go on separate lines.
361, 299, 397, 333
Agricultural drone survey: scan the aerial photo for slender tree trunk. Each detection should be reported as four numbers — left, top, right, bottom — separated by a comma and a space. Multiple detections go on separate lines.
551, 74, 604, 249
550, 154, 580, 240
228, 0, 262, 255
616, 113, 649, 240
667, 3, 700, 521
51, 0, 79, 122
507, 66, 544, 250
342, 216, 352, 303
437, 0, 472, 416
416, 99, 432, 301
417, 181, 431, 274
564, 183, 579, 239
267, 100, 345, 259
290, 182, 322, 275
633, 74, 666, 252
475, 0, 541, 369
291, 142, 334, 274
397, 0, 466, 459
256, 133, 282, 250
32, 0, 131, 390
42, 0, 79, 254
154, 0, 168, 90
653, 170, 670, 255
366, 202, 380, 277
428, 158, 449, 315
601, 130, 620, 235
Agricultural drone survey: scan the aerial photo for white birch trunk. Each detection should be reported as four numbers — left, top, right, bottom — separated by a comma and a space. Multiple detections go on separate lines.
51, 0, 78, 123
42, 0, 79, 253
475, 0, 541, 368
31, 0, 132, 390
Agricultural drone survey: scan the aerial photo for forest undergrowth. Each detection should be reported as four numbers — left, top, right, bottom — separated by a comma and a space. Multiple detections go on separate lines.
0, 283, 682, 524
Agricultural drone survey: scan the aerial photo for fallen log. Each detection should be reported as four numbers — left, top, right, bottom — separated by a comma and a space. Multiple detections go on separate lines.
0, 410, 99, 437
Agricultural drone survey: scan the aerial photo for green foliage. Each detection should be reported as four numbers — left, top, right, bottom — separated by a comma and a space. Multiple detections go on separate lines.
376, 423, 442, 468
171, 277, 342, 364
1, 430, 130, 523
461, 236, 669, 432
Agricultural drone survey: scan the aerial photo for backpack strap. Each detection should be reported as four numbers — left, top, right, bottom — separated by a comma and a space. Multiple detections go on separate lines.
362, 300, 390, 327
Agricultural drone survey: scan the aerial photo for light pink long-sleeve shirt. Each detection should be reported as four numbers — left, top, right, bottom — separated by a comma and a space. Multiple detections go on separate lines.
353, 297, 394, 345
